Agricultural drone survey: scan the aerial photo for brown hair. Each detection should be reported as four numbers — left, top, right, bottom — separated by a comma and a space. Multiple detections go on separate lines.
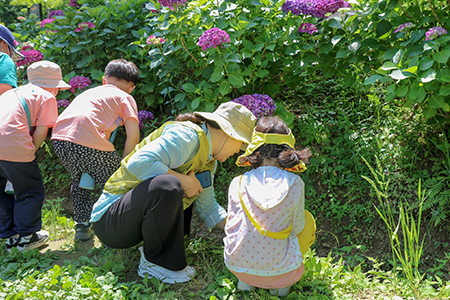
176, 113, 220, 129
238, 116, 311, 169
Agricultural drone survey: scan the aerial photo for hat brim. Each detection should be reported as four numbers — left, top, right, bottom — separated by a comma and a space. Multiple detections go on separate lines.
195, 111, 252, 149
0, 36, 25, 60
30, 79, 71, 90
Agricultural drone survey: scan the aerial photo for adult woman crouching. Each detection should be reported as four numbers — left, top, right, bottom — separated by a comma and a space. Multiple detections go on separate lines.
90, 102, 256, 284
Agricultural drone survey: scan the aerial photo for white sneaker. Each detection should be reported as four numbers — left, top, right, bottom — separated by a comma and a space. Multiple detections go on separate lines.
237, 280, 254, 291
270, 286, 291, 297
137, 246, 196, 284
17, 230, 49, 251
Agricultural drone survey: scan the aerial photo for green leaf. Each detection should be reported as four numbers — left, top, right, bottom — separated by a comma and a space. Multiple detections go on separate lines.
70, 45, 84, 53
257, 69, 270, 78
417, 87, 427, 102
433, 50, 450, 64
191, 97, 202, 110
210, 69, 223, 82
441, 75, 450, 82
387, 84, 396, 93
219, 81, 232, 96
364, 75, 383, 85
419, 57, 434, 70
331, 35, 343, 46
174, 93, 186, 103
440, 85, 450, 96
348, 41, 361, 52
328, 19, 342, 29
420, 69, 436, 83
389, 70, 407, 80
396, 85, 409, 97
242, 39, 253, 50
376, 20, 392, 37
228, 73, 244, 88
336, 48, 350, 58
183, 83, 197, 93
429, 95, 445, 108
204, 89, 214, 100
381, 61, 398, 71
90, 69, 103, 80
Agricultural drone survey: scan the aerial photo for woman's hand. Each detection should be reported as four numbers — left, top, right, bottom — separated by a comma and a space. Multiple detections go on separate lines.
167, 170, 203, 198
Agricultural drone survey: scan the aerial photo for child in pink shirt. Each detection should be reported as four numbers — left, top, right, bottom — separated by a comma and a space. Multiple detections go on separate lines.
224, 116, 316, 297
51, 59, 140, 241
0, 60, 70, 252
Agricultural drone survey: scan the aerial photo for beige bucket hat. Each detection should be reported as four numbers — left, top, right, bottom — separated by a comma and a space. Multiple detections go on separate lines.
27, 60, 71, 90
195, 102, 256, 150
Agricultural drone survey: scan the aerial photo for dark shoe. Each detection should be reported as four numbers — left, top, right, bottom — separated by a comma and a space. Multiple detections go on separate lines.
17, 230, 49, 251
5, 234, 19, 253
75, 223, 93, 241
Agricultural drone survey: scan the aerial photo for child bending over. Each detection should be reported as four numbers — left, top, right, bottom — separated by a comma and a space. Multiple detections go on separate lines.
224, 116, 316, 297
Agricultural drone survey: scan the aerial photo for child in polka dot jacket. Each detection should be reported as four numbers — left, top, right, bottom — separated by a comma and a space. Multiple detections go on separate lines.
223, 116, 316, 297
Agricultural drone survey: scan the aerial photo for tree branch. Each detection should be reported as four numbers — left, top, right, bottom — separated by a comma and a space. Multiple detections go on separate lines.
398, 0, 411, 19
180, 37, 199, 64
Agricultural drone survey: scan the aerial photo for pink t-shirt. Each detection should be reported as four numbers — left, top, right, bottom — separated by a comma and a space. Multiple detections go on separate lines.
0, 84, 58, 162
51, 84, 138, 151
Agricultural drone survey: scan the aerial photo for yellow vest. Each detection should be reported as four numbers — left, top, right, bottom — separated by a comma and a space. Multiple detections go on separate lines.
104, 121, 215, 209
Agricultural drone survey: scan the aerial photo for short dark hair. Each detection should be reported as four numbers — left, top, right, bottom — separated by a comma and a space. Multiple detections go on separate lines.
104, 59, 139, 84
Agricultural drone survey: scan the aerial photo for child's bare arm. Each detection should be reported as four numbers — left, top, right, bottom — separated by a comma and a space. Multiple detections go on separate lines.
32, 125, 49, 150
122, 118, 140, 158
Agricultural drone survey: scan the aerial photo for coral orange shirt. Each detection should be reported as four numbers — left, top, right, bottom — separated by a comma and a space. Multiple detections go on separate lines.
51, 84, 138, 151
0, 84, 58, 162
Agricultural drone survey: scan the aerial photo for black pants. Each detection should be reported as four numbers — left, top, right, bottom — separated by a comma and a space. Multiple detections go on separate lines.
93, 175, 189, 271
0, 159, 45, 238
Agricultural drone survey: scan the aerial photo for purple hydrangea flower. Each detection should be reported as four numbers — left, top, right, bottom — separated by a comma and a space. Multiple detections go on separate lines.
198, 28, 231, 52
69, 0, 81, 8
298, 23, 318, 34
425, 26, 448, 41
39, 18, 55, 27
146, 35, 166, 45
16, 47, 44, 67
281, 0, 315, 16
232, 94, 276, 119
69, 76, 91, 93
49, 10, 65, 18
313, 0, 350, 18
57, 99, 71, 108
393, 22, 414, 33
138, 110, 155, 129
75, 22, 95, 32
158, 0, 187, 10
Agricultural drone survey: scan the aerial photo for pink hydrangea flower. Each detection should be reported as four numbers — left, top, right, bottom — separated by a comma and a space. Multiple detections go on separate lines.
138, 110, 155, 129
158, 0, 187, 10
57, 99, 71, 108
69, 76, 91, 93
75, 22, 95, 32
13, 40, 19, 47
197, 28, 231, 51
17, 16, 26, 21
16, 47, 44, 67
425, 26, 448, 41
313, 0, 350, 18
232, 94, 276, 119
40, 18, 55, 28
69, 0, 81, 8
298, 23, 318, 34
146, 35, 166, 45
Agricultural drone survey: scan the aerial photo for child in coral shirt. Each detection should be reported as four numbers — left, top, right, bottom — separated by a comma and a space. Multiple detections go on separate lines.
51, 59, 140, 241
0, 60, 70, 252
224, 116, 316, 297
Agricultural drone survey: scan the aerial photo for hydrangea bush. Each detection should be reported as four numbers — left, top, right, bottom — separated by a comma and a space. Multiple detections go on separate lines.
10, 0, 450, 126
232, 94, 276, 119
